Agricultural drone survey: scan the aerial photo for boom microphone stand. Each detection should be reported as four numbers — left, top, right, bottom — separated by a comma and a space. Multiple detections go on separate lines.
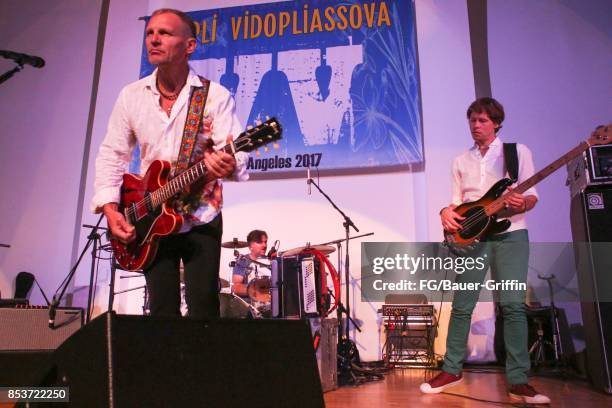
49, 214, 105, 328
307, 173, 374, 384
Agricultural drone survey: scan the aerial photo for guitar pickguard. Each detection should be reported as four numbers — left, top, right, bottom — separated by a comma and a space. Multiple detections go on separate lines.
458, 206, 490, 241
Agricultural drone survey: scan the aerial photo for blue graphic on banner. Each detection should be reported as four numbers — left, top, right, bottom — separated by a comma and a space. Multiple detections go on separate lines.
137, 0, 422, 175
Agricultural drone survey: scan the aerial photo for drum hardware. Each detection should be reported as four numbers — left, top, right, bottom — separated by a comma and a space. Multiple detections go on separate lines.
249, 258, 272, 269
113, 270, 148, 315
113, 285, 147, 295
222, 238, 249, 259
229, 253, 272, 318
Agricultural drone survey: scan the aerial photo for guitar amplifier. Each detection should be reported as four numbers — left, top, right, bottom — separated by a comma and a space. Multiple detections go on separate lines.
570, 185, 612, 393
567, 145, 612, 198
0, 307, 83, 351
271, 256, 321, 318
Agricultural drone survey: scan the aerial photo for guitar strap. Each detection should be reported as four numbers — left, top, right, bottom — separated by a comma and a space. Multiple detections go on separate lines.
175, 76, 211, 174
503, 143, 519, 181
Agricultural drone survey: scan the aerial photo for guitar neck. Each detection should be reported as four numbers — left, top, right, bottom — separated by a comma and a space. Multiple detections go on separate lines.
514, 141, 589, 194
487, 141, 590, 214
151, 144, 235, 208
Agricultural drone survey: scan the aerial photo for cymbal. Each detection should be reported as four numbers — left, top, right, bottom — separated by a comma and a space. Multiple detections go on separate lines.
280, 244, 335, 257
218, 278, 230, 288
221, 239, 248, 249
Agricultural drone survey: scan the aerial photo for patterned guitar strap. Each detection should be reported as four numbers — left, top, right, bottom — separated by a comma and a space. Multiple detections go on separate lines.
173, 76, 211, 215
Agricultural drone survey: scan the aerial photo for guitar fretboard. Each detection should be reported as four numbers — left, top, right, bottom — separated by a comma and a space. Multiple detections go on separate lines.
486, 141, 590, 215
149, 144, 234, 208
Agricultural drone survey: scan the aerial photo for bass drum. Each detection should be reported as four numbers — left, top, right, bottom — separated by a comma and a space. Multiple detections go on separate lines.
219, 293, 259, 319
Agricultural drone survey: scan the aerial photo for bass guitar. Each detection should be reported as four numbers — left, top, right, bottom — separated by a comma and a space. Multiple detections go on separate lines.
444, 124, 611, 247
111, 118, 282, 271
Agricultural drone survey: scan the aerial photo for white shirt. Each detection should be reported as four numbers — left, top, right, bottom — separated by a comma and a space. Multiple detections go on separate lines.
451, 137, 538, 232
92, 67, 249, 231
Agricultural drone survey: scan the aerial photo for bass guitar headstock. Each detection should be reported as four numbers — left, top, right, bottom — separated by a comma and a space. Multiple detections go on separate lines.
587, 123, 611, 147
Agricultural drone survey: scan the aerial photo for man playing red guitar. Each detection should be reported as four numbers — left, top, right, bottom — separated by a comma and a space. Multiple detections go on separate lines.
91, 9, 248, 318
420, 98, 550, 404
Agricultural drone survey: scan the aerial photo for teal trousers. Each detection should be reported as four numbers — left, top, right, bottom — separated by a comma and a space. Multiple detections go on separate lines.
442, 229, 530, 385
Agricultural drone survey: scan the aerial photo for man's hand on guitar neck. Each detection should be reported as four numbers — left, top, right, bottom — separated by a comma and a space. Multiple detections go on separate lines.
499, 187, 537, 218
440, 205, 465, 233
103, 203, 136, 244
203, 135, 237, 183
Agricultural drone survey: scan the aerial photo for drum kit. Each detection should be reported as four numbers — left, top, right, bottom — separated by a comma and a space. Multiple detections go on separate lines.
220, 238, 335, 319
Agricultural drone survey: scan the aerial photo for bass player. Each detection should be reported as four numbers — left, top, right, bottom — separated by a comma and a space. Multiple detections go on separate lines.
420, 97, 549, 404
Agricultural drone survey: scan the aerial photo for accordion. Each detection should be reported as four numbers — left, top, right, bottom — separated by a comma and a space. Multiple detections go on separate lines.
271, 255, 323, 318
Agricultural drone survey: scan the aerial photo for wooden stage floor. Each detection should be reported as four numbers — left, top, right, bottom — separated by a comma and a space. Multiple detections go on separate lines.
324, 368, 610, 407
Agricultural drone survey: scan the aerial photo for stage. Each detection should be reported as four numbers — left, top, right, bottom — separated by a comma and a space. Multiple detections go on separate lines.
324, 368, 610, 407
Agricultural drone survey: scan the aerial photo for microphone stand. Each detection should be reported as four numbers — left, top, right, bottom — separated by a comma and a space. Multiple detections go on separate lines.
0, 64, 23, 85
321, 232, 374, 338
49, 214, 105, 328
307, 177, 362, 347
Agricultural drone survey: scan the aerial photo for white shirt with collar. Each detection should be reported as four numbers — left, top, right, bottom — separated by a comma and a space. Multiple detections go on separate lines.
92, 67, 249, 231
451, 136, 538, 233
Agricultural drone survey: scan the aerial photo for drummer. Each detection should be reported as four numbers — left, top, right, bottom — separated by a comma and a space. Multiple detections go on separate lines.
231, 229, 268, 299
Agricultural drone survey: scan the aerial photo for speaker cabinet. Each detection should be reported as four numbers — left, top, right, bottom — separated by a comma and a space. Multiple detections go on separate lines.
41, 312, 324, 407
309, 317, 338, 392
570, 185, 612, 393
0, 307, 83, 387
0, 308, 83, 351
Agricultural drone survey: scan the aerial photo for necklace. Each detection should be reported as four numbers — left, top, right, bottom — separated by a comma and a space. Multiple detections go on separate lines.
156, 77, 183, 101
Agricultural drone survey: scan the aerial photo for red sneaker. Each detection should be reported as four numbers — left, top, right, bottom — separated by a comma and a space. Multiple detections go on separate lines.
508, 383, 551, 404
419, 371, 463, 394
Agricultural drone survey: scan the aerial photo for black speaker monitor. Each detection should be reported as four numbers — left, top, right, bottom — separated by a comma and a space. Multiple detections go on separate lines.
43, 312, 324, 407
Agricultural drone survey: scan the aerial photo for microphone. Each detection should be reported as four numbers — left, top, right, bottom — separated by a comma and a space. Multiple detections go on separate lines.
48, 296, 58, 329
307, 167, 311, 195
0, 50, 45, 68
267, 240, 280, 258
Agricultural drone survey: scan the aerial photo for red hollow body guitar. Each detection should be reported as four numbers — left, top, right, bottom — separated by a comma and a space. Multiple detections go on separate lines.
444, 124, 611, 247
111, 118, 282, 271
